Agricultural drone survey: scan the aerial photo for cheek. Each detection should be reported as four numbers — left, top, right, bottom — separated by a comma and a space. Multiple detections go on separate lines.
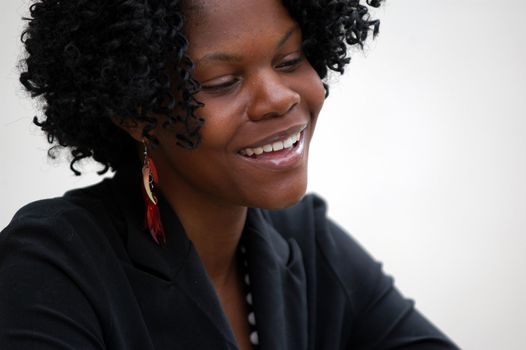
192, 95, 246, 148
298, 66, 326, 131
192, 109, 237, 150
311, 75, 326, 113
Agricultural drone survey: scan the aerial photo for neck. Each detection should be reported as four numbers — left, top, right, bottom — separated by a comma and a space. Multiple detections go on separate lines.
159, 180, 247, 289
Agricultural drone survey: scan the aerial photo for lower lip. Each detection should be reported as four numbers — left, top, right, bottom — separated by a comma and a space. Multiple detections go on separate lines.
238, 130, 306, 171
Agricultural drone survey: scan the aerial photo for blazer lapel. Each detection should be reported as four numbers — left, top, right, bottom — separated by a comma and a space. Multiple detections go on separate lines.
110, 171, 308, 349
244, 209, 309, 350
110, 173, 237, 349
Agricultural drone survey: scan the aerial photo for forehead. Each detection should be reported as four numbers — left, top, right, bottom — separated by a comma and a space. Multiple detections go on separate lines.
184, 0, 286, 23
183, 0, 296, 54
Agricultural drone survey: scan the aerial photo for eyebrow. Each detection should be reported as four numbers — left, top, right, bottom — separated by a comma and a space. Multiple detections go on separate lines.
196, 25, 300, 66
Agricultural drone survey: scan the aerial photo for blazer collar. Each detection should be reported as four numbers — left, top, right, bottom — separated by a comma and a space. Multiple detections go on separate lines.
243, 209, 309, 349
109, 171, 308, 349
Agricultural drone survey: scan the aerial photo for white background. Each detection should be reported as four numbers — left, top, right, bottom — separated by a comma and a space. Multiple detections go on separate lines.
1, 1, 525, 349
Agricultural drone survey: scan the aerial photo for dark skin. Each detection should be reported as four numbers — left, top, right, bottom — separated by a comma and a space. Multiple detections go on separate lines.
123, 0, 325, 347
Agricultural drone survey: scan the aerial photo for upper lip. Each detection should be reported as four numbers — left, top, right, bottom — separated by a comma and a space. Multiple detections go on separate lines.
239, 123, 307, 150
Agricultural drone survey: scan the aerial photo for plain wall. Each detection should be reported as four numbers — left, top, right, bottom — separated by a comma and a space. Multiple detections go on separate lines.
2, 1, 525, 349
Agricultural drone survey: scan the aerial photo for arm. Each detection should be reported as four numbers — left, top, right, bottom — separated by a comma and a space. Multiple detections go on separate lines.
323, 220, 460, 349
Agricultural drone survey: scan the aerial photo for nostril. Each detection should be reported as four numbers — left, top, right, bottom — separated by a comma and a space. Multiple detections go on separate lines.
286, 100, 298, 114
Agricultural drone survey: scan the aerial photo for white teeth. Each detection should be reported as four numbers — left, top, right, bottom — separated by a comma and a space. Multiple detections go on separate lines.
240, 131, 302, 157
272, 141, 284, 151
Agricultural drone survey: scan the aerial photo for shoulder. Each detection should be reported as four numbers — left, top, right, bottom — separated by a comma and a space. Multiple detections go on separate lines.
0, 179, 127, 309
1, 178, 121, 259
266, 195, 460, 349
0, 181, 127, 348
7, 177, 113, 221
4, 196, 94, 241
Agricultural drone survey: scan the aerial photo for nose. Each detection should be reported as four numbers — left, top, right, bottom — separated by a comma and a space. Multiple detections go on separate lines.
246, 70, 300, 121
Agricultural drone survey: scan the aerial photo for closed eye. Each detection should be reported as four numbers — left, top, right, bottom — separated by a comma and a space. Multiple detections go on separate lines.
201, 78, 240, 94
276, 56, 304, 71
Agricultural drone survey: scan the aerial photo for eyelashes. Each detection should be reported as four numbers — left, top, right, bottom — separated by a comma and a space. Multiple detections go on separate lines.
201, 78, 240, 93
275, 56, 304, 71
200, 55, 305, 94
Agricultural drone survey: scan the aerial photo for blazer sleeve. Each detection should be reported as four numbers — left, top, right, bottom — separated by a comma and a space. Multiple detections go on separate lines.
321, 218, 460, 350
0, 207, 106, 349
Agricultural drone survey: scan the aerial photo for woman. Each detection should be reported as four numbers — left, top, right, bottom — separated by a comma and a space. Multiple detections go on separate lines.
0, 0, 459, 349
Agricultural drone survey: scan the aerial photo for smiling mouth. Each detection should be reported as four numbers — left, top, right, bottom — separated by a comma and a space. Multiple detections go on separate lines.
238, 128, 304, 158
236, 128, 306, 171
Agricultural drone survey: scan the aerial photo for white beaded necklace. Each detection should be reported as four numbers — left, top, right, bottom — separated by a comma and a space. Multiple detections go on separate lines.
238, 243, 260, 348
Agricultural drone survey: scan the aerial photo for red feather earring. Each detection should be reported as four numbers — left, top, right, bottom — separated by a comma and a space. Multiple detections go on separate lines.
141, 141, 166, 246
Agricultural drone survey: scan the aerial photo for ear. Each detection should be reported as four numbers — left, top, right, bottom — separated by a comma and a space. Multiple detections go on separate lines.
112, 117, 146, 143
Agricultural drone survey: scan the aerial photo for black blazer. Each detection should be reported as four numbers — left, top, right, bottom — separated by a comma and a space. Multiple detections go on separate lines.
0, 172, 458, 349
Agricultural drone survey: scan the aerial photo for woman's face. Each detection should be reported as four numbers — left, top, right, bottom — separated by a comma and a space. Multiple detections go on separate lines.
151, 0, 325, 209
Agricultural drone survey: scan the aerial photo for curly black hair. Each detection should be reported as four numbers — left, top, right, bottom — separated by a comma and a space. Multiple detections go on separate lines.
19, 0, 383, 175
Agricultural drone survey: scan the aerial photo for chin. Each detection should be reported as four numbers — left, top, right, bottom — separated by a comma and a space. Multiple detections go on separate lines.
246, 176, 308, 210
